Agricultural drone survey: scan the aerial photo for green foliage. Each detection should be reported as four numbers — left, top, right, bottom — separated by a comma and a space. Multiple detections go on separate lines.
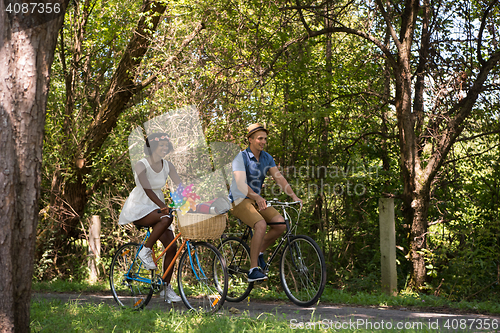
36, 0, 500, 306
38, 0, 164, 280
422, 135, 500, 301
33, 279, 109, 294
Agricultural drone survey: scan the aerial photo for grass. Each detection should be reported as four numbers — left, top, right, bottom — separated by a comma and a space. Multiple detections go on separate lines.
31, 278, 500, 332
31, 298, 451, 333
33, 279, 109, 294
32, 278, 500, 315
30, 299, 310, 333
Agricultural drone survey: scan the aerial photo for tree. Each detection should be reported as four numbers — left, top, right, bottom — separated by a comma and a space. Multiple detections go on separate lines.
279, 0, 500, 288
38, 0, 204, 277
176, 0, 397, 285
0, 1, 69, 331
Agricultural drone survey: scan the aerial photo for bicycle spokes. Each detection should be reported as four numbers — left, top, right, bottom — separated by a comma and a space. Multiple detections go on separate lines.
178, 242, 228, 314
280, 235, 326, 307
110, 243, 154, 309
219, 237, 253, 302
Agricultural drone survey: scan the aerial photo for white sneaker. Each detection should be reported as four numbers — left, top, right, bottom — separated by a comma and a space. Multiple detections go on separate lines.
138, 247, 157, 270
160, 284, 182, 302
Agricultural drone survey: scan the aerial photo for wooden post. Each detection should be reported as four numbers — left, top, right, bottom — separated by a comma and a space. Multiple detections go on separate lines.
88, 215, 101, 283
379, 198, 397, 296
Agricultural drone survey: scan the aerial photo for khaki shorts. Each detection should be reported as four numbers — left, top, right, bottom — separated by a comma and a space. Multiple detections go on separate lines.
230, 198, 281, 228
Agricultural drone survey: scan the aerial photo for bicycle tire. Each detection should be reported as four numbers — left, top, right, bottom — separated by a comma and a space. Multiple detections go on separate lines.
177, 241, 228, 314
218, 237, 254, 302
109, 242, 154, 309
279, 235, 326, 307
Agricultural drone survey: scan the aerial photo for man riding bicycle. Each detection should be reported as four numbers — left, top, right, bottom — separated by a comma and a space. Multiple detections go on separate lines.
229, 123, 302, 282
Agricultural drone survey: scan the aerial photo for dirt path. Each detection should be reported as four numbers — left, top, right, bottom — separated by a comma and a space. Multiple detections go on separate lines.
33, 292, 500, 331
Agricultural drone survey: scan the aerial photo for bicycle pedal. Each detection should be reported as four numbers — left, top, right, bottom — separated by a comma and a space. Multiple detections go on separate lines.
254, 278, 268, 284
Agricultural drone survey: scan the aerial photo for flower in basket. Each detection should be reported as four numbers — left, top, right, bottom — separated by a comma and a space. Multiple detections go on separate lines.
185, 192, 200, 202
187, 197, 197, 211
181, 184, 194, 196
170, 183, 200, 215
169, 191, 186, 208
179, 200, 191, 214
176, 183, 184, 195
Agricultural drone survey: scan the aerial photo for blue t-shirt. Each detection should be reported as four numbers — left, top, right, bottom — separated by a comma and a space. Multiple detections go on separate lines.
229, 147, 276, 202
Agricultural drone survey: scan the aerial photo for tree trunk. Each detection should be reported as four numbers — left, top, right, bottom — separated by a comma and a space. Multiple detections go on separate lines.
408, 191, 430, 288
0, 1, 68, 331
397, 87, 431, 289
87, 215, 101, 284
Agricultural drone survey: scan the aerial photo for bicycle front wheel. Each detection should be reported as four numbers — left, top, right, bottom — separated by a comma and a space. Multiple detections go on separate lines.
219, 237, 254, 302
280, 235, 326, 307
177, 241, 228, 314
109, 242, 154, 309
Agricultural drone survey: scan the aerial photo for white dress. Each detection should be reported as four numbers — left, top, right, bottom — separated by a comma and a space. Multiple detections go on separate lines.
119, 158, 172, 229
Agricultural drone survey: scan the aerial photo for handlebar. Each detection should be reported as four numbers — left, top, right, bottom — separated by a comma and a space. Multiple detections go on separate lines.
266, 198, 302, 207
266, 198, 302, 229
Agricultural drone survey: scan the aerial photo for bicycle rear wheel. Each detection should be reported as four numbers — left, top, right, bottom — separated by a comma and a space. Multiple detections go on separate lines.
218, 237, 254, 302
177, 241, 228, 314
280, 235, 326, 307
109, 242, 154, 309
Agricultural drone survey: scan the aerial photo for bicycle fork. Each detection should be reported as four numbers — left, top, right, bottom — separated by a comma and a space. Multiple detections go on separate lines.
187, 242, 221, 308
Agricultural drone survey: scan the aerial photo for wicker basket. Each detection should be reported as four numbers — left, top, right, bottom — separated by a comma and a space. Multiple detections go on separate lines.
177, 213, 227, 240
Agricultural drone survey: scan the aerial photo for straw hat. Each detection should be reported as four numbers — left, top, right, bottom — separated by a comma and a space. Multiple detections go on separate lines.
246, 123, 268, 138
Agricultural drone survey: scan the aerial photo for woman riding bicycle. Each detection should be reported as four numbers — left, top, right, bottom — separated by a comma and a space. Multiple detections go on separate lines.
228, 123, 302, 282
118, 132, 182, 302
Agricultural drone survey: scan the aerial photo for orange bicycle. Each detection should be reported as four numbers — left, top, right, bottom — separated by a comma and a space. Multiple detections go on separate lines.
109, 211, 228, 314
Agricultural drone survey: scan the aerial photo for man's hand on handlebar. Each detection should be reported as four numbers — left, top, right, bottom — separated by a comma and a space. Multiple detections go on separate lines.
266, 198, 303, 207
255, 195, 267, 211
291, 194, 303, 207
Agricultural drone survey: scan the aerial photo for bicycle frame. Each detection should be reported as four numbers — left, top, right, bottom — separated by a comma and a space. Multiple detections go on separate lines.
153, 232, 186, 282
220, 199, 326, 306
126, 228, 189, 286
126, 228, 217, 290
235, 200, 302, 271
187, 241, 207, 281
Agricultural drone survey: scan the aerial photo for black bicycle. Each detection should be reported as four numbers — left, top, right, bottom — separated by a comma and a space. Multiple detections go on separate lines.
218, 199, 326, 307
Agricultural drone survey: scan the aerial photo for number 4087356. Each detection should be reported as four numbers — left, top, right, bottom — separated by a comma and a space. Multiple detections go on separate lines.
444, 318, 498, 330
5, 2, 61, 14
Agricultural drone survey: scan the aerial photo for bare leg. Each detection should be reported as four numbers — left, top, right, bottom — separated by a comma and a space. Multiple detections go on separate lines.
259, 215, 286, 253
158, 229, 177, 284
134, 210, 173, 249
250, 220, 267, 268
